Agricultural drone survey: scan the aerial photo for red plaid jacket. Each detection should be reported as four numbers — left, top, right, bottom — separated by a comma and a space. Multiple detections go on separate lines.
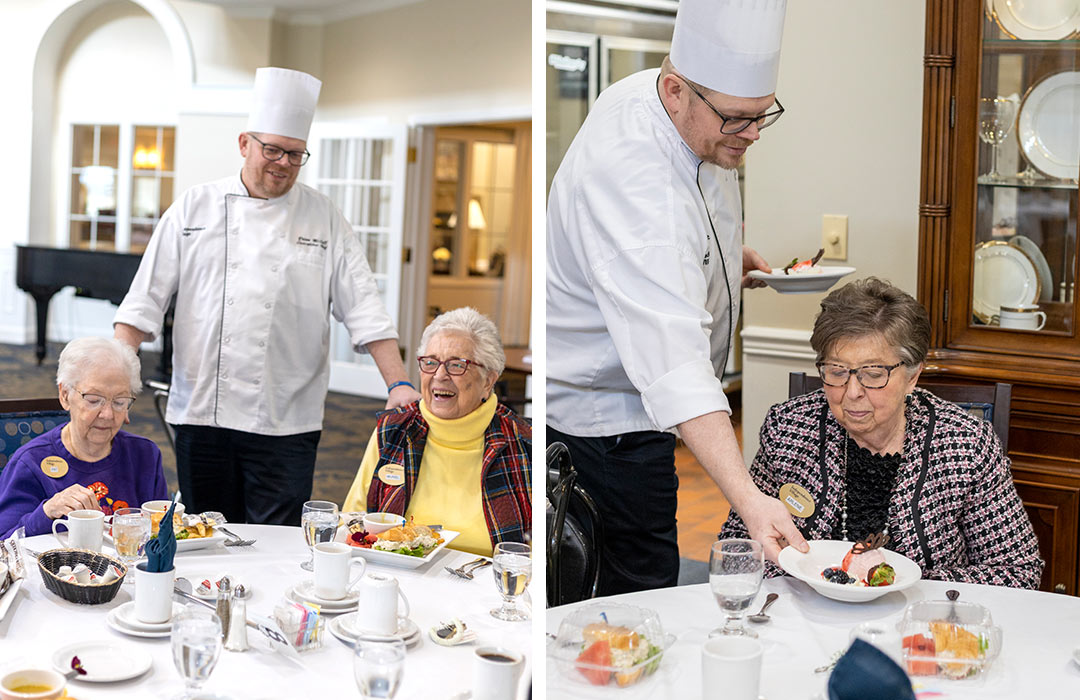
365, 402, 531, 548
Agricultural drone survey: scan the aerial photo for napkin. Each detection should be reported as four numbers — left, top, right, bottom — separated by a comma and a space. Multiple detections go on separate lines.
828, 639, 915, 700
145, 502, 177, 573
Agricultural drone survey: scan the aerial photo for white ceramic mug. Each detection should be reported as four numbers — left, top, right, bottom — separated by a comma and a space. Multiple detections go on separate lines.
0, 669, 65, 700
353, 573, 411, 635
51, 509, 103, 552
312, 542, 367, 600
134, 562, 175, 624
471, 647, 524, 700
999, 304, 1046, 330
701, 637, 762, 700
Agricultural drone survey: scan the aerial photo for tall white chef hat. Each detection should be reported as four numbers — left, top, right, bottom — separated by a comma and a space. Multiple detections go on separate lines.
670, 0, 787, 98
246, 67, 322, 142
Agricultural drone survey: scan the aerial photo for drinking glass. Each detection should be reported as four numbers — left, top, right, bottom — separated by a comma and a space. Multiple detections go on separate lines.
353, 637, 406, 699
171, 608, 222, 700
978, 96, 1017, 181
709, 539, 764, 638
111, 507, 150, 568
301, 500, 339, 571
490, 542, 531, 621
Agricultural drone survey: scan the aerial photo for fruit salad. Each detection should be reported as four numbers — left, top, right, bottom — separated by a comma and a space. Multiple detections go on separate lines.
820, 533, 896, 587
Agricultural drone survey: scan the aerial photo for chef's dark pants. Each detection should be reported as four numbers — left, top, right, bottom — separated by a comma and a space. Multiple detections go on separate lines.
548, 427, 680, 595
173, 424, 320, 526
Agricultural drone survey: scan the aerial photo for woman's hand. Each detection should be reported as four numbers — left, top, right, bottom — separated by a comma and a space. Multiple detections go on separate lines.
43, 484, 101, 520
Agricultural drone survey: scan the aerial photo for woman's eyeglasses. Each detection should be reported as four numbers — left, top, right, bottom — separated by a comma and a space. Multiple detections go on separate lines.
417, 356, 485, 376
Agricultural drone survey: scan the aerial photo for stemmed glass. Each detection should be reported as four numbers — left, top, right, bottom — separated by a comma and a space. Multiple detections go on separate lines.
709, 539, 764, 638
171, 608, 223, 700
490, 542, 531, 621
301, 500, 339, 571
978, 96, 1017, 181
354, 637, 406, 699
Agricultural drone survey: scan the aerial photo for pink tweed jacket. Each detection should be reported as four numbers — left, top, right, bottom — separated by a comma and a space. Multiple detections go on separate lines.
721, 388, 1044, 589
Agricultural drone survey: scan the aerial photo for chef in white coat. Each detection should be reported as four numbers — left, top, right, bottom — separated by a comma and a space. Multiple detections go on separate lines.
114, 67, 419, 526
547, 0, 807, 594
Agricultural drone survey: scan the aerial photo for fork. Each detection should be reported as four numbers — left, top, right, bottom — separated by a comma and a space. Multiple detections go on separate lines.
218, 526, 256, 547
444, 557, 488, 579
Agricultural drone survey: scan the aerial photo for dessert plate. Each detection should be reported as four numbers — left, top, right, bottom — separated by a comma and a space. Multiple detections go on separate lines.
1018, 71, 1080, 180
328, 613, 421, 648
973, 241, 1040, 323
1008, 234, 1054, 302
105, 607, 171, 639
51, 641, 152, 682
335, 528, 460, 570
990, 0, 1080, 40
105, 531, 228, 553
778, 540, 921, 602
748, 267, 855, 295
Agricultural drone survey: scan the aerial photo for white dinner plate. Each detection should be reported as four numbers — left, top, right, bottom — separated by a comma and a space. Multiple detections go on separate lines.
991, 0, 1080, 40
328, 614, 420, 648
105, 607, 171, 639
1008, 234, 1054, 302
113, 600, 186, 632
189, 573, 251, 600
335, 528, 460, 570
1018, 71, 1080, 180
51, 640, 152, 683
747, 267, 855, 295
105, 531, 228, 553
778, 540, 921, 603
973, 241, 1040, 323
288, 581, 359, 611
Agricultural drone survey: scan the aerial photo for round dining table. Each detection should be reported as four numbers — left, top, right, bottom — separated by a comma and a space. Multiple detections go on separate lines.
0, 524, 531, 699
546, 575, 1080, 699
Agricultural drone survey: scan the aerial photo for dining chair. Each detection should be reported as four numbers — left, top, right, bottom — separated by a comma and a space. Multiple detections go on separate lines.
787, 372, 1012, 452
546, 441, 604, 607
144, 379, 175, 456
0, 397, 67, 472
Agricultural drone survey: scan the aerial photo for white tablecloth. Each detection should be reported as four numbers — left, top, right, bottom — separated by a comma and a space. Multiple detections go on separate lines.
547, 576, 1080, 699
0, 524, 531, 699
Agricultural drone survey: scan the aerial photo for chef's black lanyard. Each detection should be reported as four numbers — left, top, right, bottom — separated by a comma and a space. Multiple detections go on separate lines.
694, 161, 735, 376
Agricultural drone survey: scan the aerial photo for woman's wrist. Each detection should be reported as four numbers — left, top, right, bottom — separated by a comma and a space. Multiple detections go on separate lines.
387, 380, 415, 393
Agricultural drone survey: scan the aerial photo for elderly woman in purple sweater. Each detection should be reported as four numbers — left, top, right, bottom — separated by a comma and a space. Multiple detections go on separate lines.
0, 337, 167, 538
722, 278, 1043, 589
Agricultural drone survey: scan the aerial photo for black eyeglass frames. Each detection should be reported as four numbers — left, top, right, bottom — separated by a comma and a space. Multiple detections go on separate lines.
682, 79, 785, 135
248, 133, 310, 166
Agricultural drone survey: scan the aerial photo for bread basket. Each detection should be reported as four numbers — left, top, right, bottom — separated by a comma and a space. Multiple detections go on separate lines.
37, 548, 127, 605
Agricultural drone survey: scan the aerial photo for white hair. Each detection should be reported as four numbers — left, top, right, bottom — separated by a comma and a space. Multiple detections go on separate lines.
418, 307, 505, 380
56, 337, 143, 396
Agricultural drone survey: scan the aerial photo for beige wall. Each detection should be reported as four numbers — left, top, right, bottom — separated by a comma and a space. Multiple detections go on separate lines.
740, 1, 926, 462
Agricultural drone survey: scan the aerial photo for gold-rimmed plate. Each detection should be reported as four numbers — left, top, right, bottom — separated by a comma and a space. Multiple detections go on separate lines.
1018, 71, 1080, 180
973, 241, 1040, 324
989, 0, 1080, 40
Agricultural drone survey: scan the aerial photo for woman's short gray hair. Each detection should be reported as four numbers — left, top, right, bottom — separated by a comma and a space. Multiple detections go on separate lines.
810, 277, 931, 368
56, 337, 143, 396
418, 307, 505, 380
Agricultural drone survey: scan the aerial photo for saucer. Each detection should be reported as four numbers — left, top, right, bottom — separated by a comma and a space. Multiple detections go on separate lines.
106, 607, 171, 639
329, 613, 420, 647
52, 641, 152, 682
288, 581, 359, 610
113, 600, 185, 632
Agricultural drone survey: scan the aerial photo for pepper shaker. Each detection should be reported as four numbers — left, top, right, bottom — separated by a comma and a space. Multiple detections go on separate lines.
215, 576, 232, 641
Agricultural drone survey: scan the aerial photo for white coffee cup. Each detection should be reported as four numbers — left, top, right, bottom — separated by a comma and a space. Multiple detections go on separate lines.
0, 669, 65, 700
51, 509, 104, 552
471, 647, 524, 700
701, 637, 762, 700
354, 573, 411, 635
312, 542, 367, 600
998, 304, 1046, 330
134, 562, 175, 624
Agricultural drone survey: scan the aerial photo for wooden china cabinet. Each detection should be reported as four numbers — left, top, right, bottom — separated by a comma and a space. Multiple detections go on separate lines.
919, 1, 1080, 594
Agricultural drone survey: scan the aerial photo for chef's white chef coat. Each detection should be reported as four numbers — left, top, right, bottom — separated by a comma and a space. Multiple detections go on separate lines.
115, 174, 397, 436
547, 68, 742, 437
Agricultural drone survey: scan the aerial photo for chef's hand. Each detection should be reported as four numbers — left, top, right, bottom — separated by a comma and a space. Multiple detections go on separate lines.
385, 384, 421, 410
43, 484, 102, 520
741, 245, 771, 289
737, 491, 808, 564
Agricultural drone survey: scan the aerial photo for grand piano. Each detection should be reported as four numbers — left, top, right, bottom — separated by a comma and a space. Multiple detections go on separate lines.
15, 245, 172, 374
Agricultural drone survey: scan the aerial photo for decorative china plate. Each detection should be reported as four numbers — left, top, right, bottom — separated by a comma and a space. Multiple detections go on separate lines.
1018, 71, 1080, 180
1008, 234, 1053, 302
104, 531, 228, 553
973, 241, 1040, 323
747, 267, 855, 295
51, 640, 152, 683
778, 540, 921, 602
990, 0, 1080, 40
335, 528, 459, 570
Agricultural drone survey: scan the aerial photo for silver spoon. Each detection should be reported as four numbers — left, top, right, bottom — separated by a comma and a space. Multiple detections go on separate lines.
747, 592, 779, 623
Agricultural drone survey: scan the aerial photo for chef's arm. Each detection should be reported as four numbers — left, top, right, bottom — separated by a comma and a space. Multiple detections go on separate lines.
114, 322, 150, 350
678, 410, 808, 563
365, 338, 421, 409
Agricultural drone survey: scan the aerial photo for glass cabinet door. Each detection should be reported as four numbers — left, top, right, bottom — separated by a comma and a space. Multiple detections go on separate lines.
546, 30, 597, 193
973, 5, 1079, 334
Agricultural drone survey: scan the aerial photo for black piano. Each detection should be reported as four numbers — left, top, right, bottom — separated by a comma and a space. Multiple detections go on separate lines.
15, 245, 172, 374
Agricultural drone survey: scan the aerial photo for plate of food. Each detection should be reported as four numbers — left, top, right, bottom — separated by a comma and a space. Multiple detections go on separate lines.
748, 249, 855, 295
778, 535, 921, 602
105, 511, 228, 553
335, 520, 458, 569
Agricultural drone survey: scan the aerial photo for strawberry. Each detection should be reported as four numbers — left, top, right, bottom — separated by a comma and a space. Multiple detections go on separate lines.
575, 640, 613, 686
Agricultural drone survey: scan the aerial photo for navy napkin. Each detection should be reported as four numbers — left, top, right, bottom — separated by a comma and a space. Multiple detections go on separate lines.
828, 639, 915, 700
145, 502, 177, 573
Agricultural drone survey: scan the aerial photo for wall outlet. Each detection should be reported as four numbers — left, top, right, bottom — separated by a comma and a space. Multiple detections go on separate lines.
822, 214, 848, 260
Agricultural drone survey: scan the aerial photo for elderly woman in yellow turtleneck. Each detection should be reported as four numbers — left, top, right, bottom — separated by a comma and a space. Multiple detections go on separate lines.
343, 307, 531, 556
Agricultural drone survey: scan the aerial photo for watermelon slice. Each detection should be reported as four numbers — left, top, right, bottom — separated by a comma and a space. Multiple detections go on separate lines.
575, 640, 613, 686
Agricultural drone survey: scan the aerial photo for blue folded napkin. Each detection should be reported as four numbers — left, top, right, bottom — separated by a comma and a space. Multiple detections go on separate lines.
145, 502, 177, 573
828, 639, 915, 700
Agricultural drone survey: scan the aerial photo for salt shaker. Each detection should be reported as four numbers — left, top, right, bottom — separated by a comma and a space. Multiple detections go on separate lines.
224, 589, 249, 652
215, 576, 232, 641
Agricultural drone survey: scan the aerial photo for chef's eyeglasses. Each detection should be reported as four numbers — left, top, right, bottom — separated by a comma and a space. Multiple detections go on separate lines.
248, 133, 311, 166
816, 362, 905, 390
417, 356, 485, 376
682, 79, 785, 135
77, 391, 136, 412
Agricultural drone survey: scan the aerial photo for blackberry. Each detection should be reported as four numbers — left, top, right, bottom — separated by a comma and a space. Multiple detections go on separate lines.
821, 567, 853, 585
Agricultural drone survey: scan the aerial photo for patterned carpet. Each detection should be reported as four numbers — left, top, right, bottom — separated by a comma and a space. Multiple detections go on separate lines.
0, 341, 382, 508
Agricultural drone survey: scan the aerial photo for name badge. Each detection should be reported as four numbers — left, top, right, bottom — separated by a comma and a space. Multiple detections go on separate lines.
378, 464, 405, 486
779, 482, 815, 518
41, 456, 69, 479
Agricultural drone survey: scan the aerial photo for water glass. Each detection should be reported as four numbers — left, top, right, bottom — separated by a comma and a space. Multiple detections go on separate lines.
112, 508, 150, 566
709, 539, 764, 638
490, 542, 531, 621
171, 608, 222, 700
354, 637, 406, 699
301, 500, 339, 571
